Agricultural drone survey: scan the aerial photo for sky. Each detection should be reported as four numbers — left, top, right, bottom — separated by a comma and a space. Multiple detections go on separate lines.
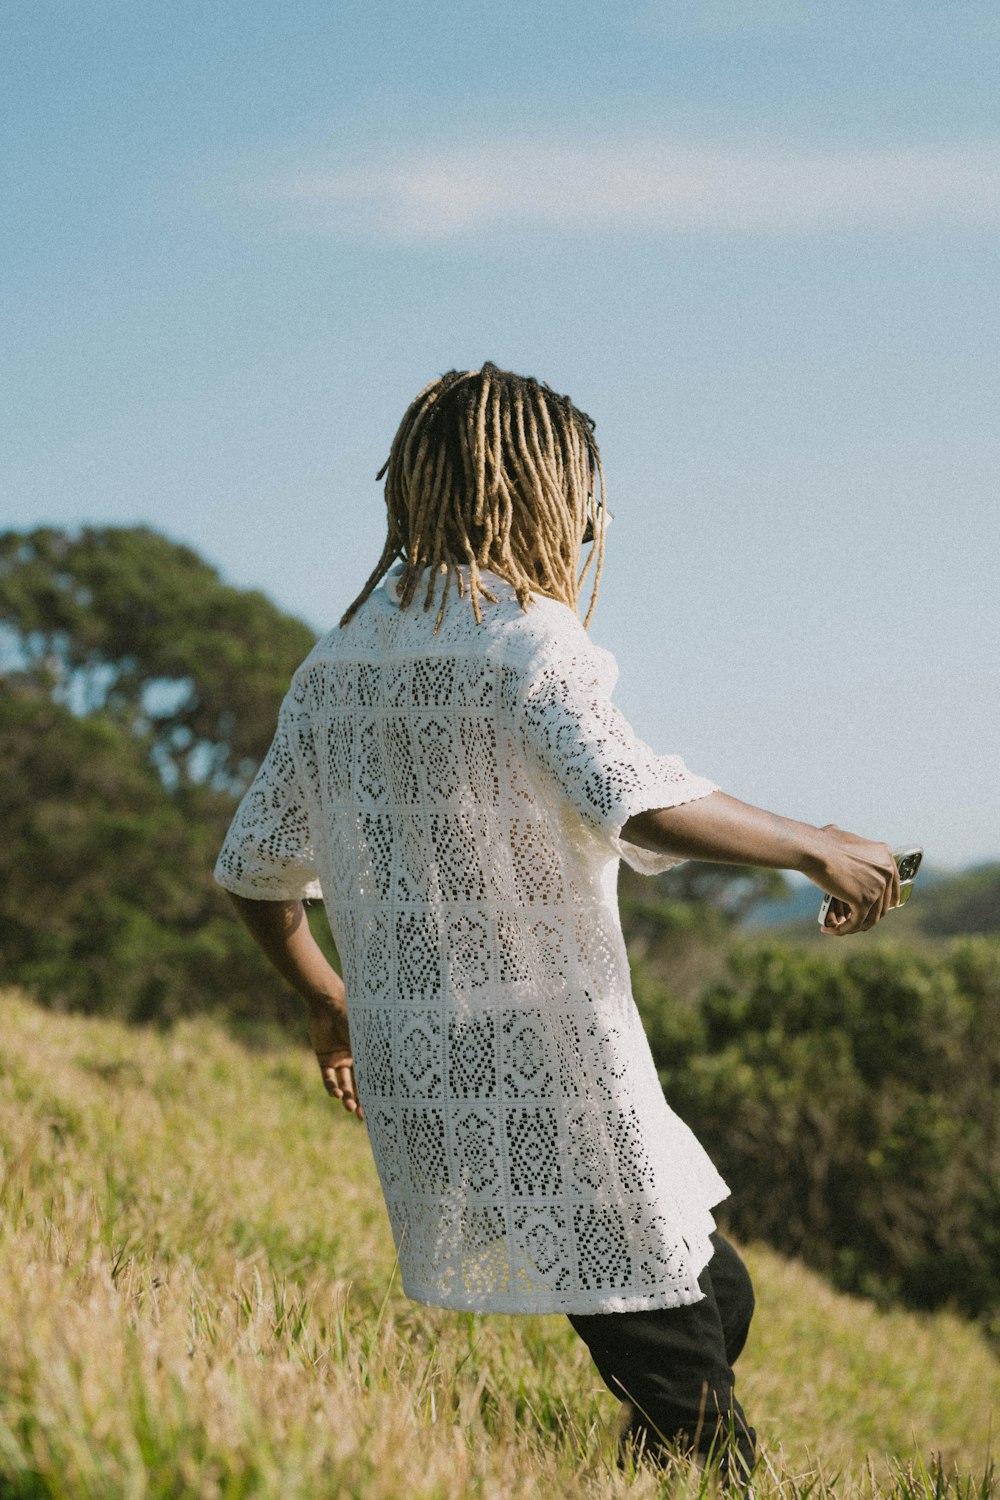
3, 0, 998, 871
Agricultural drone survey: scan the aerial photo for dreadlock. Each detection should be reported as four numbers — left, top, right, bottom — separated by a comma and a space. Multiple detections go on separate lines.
339, 362, 608, 633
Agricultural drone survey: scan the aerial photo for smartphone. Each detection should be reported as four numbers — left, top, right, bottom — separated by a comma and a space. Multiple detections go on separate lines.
818, 847, 923, 929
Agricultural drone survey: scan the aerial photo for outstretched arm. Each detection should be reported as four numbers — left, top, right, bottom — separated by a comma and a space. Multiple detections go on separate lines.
621, 791, 899, 936
225, 894, 364, 1120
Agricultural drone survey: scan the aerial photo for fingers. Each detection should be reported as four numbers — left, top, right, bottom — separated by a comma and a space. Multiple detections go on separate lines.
841, 899, 866, 935
878, 866, 897, 922
890, 854, 901, 911
846, 888, 886, 935
824, 844, 899, 936
861, 897, 882, 932
821, 897, 851, 935
332, 1063, 364, 1121
316, 1052, 365, 1122
871, 843, 899, 927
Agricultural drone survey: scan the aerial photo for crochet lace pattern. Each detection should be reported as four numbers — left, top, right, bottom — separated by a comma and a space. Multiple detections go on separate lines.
215, 564, 729, 1313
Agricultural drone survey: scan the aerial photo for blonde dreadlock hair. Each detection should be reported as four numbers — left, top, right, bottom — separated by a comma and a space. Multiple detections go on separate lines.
339, 362, 608, 633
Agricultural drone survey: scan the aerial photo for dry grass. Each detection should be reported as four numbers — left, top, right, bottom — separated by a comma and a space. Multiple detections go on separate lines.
0, 986, 996, 1498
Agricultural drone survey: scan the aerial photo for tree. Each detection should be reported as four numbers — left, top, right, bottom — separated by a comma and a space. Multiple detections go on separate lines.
0, 681, 263, 1020
0, 527, 332, 1033
0, 526, 316, 792
618, 860, 789, 986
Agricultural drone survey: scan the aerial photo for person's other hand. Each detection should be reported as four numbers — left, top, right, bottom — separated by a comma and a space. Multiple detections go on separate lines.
306, 1000, 364, 1121
809, 825, 900, 936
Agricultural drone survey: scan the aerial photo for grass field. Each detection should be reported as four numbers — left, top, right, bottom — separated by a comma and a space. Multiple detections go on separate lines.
0, 986, 996, 1498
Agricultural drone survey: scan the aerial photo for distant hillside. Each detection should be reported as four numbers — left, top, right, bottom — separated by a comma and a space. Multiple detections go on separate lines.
742, 861, 994, 938
914, 861, 1000, 935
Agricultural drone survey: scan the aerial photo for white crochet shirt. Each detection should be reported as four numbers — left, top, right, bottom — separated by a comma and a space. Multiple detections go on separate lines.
215, 563, 729, 1313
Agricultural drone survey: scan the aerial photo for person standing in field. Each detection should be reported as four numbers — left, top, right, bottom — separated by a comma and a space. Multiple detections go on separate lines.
214, 363, 899, 1485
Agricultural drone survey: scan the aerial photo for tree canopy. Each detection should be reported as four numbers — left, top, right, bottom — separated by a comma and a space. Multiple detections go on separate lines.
0, 677, 311, 1028
0, 526, 323, 1032
0, 526, 316, 792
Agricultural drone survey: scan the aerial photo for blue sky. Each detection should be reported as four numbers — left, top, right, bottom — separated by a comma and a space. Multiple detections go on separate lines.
3, 0, 998, 869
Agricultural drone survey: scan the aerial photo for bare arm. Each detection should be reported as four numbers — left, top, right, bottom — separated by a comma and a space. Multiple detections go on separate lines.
225, 893, 364, 1119
620, 791, 900, 935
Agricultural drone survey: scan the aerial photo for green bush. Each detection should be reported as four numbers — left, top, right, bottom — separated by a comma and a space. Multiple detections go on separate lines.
0, 681, 336, 1036
916, 862, 1000, 935
637, 938, 1000, 1328
0, 527, 337, 1041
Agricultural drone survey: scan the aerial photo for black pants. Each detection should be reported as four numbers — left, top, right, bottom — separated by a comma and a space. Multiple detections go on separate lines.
568, 1232, 757, 1482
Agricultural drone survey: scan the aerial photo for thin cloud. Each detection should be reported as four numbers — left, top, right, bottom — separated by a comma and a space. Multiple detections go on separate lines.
247, 139, 1000, 241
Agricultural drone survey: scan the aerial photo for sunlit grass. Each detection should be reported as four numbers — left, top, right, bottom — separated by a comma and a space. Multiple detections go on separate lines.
0, 986, 996, 1498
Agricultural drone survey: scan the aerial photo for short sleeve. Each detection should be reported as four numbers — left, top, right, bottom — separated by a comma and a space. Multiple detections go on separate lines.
514, 619, 718, 875
214, 688, 323, 901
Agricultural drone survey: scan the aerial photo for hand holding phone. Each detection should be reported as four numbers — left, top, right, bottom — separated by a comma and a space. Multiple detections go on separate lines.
818, 846, 923, 932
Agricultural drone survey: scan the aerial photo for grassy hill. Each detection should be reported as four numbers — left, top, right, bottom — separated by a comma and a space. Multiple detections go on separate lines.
0, 987, 996, 1499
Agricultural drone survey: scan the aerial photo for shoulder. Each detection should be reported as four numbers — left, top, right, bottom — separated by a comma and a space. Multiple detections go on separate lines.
497, 594, 619, 693
277, 614, 369, 713
294, 592, 384, 670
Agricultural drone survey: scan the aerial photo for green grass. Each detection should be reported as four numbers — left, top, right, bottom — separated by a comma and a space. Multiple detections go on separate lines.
0, 986, 996, 1498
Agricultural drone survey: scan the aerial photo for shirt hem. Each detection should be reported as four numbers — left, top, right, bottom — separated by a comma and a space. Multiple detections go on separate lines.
397, 1279, 710, 1315
395, 1194, 729, 1315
